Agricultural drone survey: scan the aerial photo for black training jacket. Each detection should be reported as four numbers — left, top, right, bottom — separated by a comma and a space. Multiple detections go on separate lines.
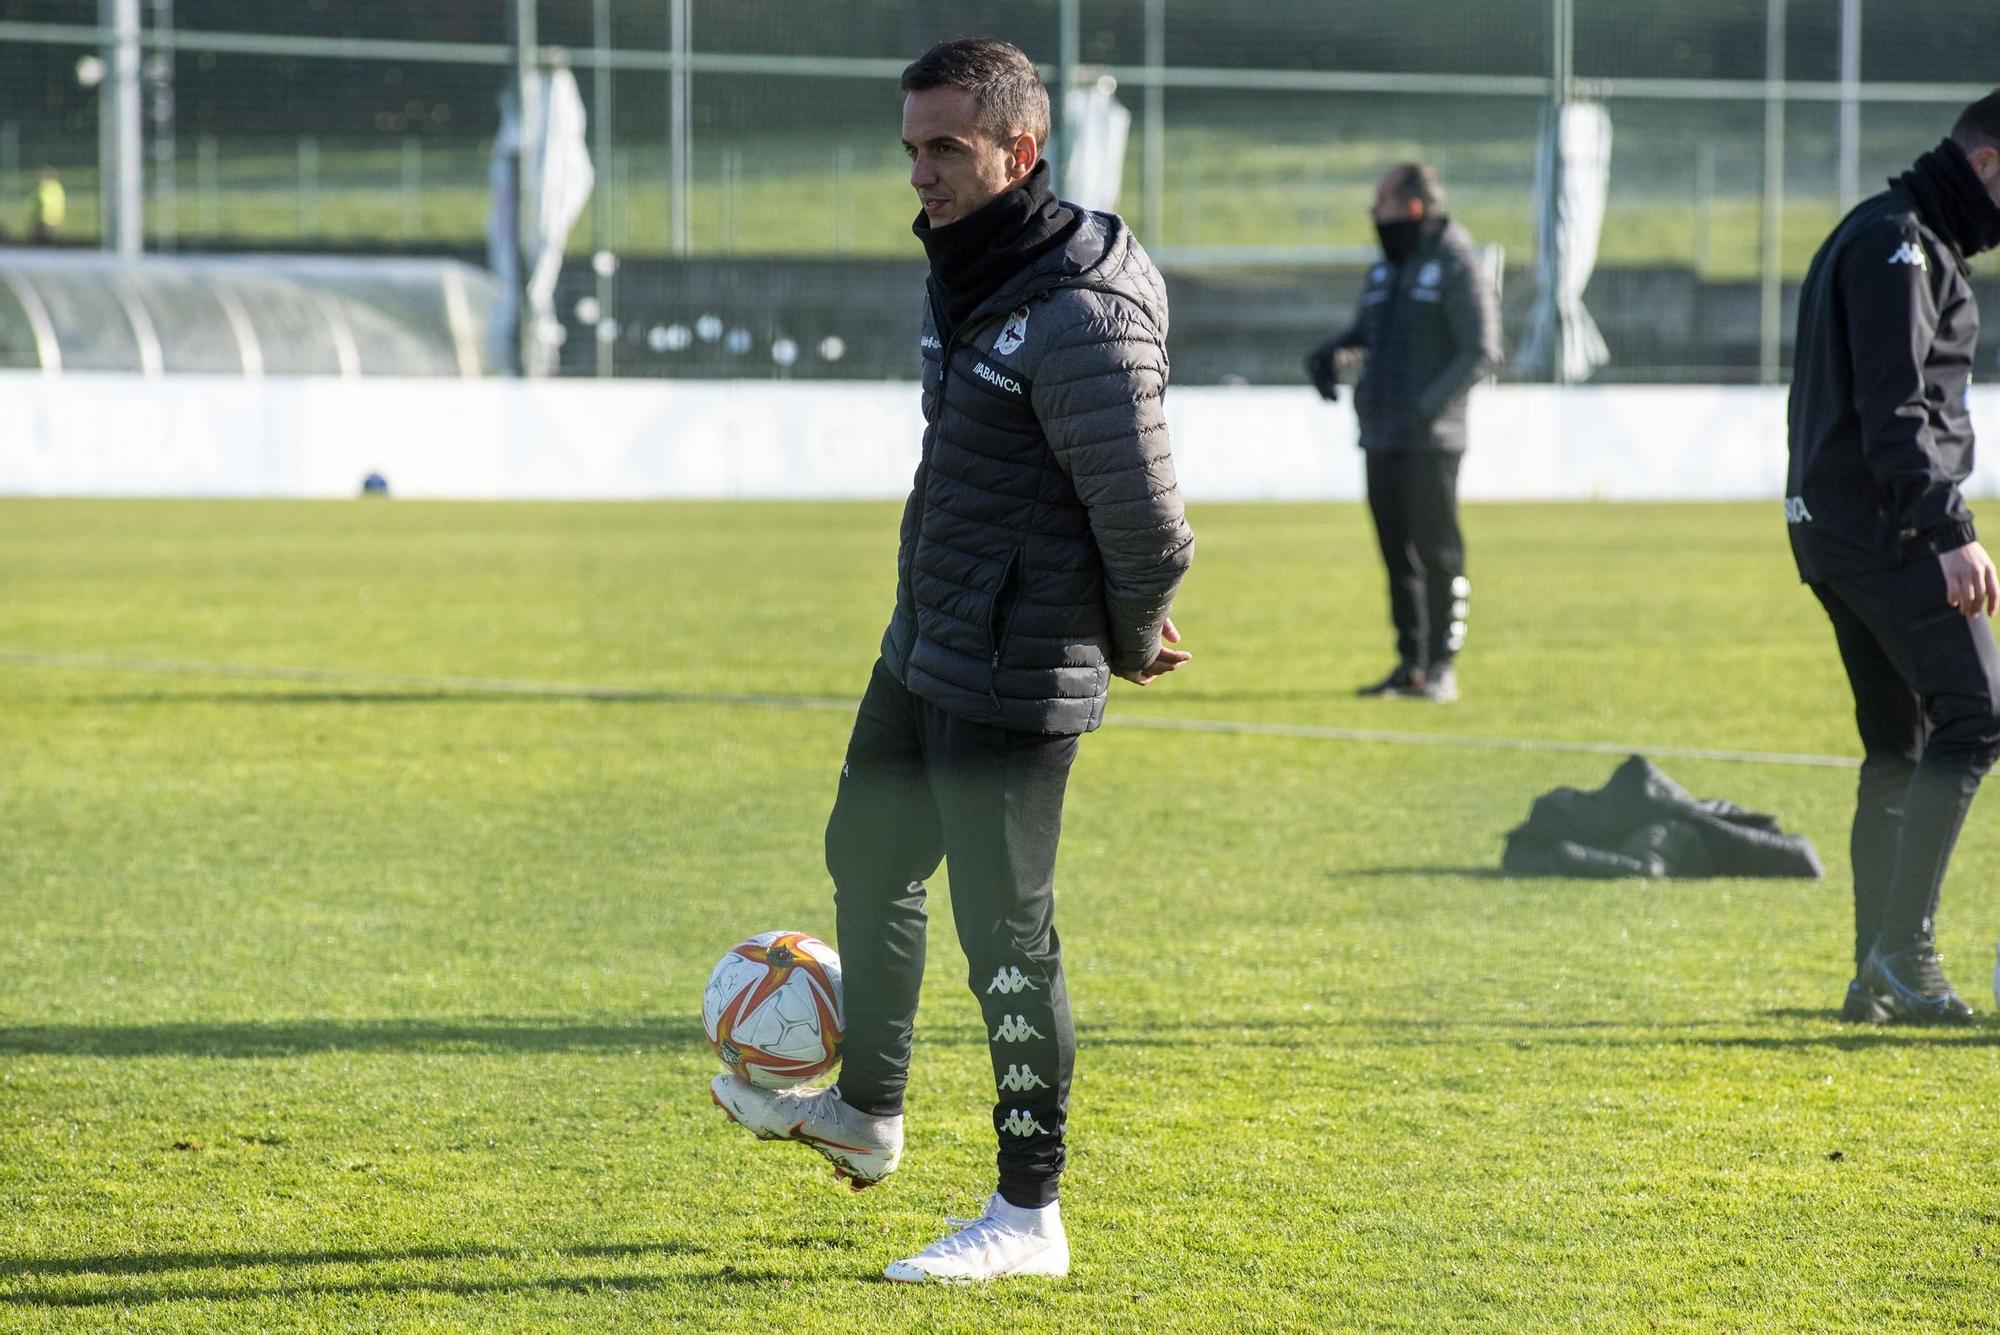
1786, 183, 1981, 580
880, 210, 1194, 736
1310, 217, 1501, 455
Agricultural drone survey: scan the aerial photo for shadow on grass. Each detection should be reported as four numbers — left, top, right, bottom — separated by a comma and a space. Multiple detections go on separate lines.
910, 1014, 2000, 1052
0, 1015, 706, 1059
12, 1010, 1994, 1064
0, 1240, 892, 1308
1, 1270, 776, 1310
1325, 865, 1512, 880
0, 1241, 693, 1282
79, 687, 854, 711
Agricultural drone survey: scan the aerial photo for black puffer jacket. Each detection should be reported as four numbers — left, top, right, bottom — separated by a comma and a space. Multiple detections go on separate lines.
1313, 216, 1501, 454
881, 210, 1193, 736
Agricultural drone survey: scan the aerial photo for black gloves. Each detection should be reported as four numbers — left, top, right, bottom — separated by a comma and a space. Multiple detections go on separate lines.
1304, 348, 1340, 402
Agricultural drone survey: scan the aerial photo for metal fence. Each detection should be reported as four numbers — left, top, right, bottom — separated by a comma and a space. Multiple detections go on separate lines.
0, 1, 1995, 382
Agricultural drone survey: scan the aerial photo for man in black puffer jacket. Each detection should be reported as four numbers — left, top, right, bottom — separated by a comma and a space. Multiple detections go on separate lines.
711, 39, 1193, 1284
1308, 163, 1501, 704
1786, 90, 2000, 1026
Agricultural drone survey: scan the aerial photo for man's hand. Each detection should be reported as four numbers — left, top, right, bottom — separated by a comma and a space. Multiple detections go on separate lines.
1941, 541, 1998, 618
1304, 350, 1340, 402
1115, 618, 1192, 686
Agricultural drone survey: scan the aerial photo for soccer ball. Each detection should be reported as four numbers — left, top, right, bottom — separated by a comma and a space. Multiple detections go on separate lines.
702, 930, 843, 1089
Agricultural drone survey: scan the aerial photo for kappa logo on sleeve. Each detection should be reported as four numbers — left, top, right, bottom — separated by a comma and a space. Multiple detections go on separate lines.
1888, 241, 1928, 270
920, 333, 942, 351
995, 306, 1030, 355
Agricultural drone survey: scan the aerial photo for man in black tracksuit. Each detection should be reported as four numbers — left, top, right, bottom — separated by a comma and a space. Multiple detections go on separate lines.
1308, 162, 1502, 704
1786, 91, 2000, 1025
712, 39, 1193, 1283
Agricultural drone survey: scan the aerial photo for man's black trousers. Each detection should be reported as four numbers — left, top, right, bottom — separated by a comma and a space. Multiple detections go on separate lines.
1812, 561, 2000, 966
825, 659, 1078, 1208
1365, 449, 1467, 669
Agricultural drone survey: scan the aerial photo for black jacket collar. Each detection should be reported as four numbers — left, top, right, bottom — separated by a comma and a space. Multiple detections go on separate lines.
913, 159, 1078, 340
1896, 138, 2000, 263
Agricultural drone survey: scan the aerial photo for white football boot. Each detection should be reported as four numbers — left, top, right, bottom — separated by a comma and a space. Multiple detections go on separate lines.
882, 1194, 1069, 1283
708, 1074, 903, 1190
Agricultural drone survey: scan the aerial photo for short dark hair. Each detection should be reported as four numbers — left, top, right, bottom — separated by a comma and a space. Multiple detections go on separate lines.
1385, 162, 1444, 210
901, 38, 1051, 149
1952, 89, 2000, 152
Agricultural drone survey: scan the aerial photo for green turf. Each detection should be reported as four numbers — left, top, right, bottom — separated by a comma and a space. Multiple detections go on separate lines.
4, 498, 1999, 1332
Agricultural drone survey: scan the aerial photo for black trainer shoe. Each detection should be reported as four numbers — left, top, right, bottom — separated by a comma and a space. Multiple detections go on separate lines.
1860, 942, 1975, 1025
1356, 663, 1425, 698
1417, 665, 1459, 703
1839, 976, 1890, 1024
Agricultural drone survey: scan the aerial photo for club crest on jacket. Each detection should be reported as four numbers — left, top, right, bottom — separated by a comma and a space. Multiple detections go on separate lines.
995, 306, 1031, 355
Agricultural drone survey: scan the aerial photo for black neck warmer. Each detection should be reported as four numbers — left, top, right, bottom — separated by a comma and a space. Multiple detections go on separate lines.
1895, 138, 2000, 259
1375, 213, 1446, 266
914, 158, 1077, 338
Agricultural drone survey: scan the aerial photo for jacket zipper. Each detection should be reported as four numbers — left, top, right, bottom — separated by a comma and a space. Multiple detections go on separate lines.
909, 285, 1051, 692
904, 295, 956, 687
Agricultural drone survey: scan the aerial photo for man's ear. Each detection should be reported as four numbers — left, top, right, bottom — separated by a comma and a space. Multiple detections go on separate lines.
1976, 144, 2000, 184
1009, 132, 1039, 182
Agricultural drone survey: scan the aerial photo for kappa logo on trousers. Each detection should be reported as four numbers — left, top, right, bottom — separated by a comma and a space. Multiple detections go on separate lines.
1000, 1108, 1050, 1137
991, 1015, 1045, 1043
998, 1063, 1049, 1092
985, 965, 1040, 995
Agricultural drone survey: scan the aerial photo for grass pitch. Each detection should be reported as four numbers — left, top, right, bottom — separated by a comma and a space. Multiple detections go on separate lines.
4, 498, 1999, 1332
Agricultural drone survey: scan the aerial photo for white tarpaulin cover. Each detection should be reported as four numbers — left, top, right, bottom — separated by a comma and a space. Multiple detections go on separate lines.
1518, 101, 1613, 384
485, 68, 595, 376
1060, 82, 1131, 213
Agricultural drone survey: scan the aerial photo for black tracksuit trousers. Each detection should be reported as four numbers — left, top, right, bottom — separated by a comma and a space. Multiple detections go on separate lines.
825, 660, 1078, 1208
1366, 449, 1468, 670
1813, 561, 2000, 966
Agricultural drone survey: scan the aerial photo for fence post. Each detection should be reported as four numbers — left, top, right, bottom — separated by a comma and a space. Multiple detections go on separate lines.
1693, 141, 1714, 275
669, 0, 690, 256
1759, 0, 1786, 386
834, 145, 854, 252
1837, 0, 1861, 214
296, 134, 318, 236
1143, 0, 1164, 246
0, 121, 17, 212
100, 0, 143, 257
196, 132, 216, 236
593, 0, 614, 377
400, 136, 421, 240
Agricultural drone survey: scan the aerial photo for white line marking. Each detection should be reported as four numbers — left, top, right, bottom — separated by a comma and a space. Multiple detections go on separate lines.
0, 647, 1858, 769
1114, 713, 1857, 769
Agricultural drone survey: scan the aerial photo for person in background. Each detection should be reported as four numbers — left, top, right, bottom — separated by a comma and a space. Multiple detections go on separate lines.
1786, 90, 2000, 1025
29, 168, 65, 243
1307, 162, 1501, 703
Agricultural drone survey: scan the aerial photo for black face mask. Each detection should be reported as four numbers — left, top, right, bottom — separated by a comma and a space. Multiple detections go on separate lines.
1375, 218, 1422, 264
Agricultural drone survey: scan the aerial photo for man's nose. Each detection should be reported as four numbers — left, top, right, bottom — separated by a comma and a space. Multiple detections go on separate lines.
909, 154, 936, 188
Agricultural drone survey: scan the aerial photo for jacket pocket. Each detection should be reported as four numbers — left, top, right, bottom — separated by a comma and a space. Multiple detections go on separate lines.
986, 548, 1024, 660
985, 547, 1024, 706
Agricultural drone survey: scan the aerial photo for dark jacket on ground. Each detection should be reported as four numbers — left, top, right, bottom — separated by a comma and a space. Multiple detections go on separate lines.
1502, 756, 1824, 880
1310, 216, 1502, 454
1786, 138, 2000, 581
881, 191, 1194, 736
